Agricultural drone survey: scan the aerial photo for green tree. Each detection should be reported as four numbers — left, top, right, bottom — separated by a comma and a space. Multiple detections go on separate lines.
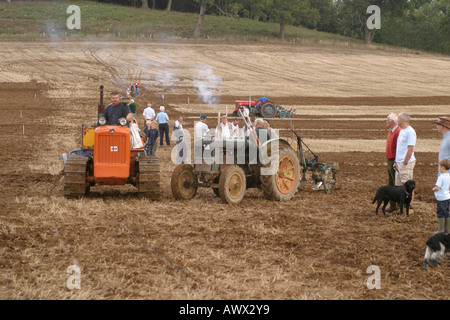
336, 0, 409, 45
193, 0, 213, 38
310, 0, 338, 33
239, 0, 273, 20
270, 0, 319, 40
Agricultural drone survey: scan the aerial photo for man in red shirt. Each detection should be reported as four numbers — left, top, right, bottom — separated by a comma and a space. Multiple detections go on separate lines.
385, 113, 401, 213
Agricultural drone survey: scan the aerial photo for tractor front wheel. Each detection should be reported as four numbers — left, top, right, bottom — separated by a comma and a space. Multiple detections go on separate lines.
218, 165, 246, 204
171, 164, 198, 200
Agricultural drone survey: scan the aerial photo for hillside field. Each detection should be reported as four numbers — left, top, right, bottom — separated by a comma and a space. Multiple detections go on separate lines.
0, 24, 449, 301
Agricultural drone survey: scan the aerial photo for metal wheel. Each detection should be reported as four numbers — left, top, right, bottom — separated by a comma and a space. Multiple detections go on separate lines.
323, 167, 337, 194
63, 156, 90, 198
138, 157, 161, 200
171, 164, 198, 200
218, 165, 246, 204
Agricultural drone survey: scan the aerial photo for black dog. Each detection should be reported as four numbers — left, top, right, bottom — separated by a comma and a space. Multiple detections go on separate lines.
372, 180, 415, 216
423, 232, 450, 269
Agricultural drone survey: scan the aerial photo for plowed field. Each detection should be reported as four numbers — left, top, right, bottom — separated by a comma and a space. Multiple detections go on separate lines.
0, 41, 449, 300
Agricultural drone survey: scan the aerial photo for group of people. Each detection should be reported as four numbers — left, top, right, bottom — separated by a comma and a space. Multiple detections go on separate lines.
385, 112, 450, 232
195, 113, 278, 142
127, 82, 140, 98
142, 103, 172, 157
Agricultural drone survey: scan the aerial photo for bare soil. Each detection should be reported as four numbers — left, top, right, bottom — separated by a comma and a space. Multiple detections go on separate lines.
0, 41, 449, 300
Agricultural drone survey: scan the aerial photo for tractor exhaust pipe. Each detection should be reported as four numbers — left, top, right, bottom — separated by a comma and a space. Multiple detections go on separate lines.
98, 85, 105, 115
97, 85, 105, 125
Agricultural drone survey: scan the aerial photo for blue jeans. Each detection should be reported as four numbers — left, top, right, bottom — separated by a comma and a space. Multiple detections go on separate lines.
146, 143, 157, 156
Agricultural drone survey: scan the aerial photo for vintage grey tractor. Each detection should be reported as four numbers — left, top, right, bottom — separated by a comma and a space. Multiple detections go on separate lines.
170, 121, 338, 204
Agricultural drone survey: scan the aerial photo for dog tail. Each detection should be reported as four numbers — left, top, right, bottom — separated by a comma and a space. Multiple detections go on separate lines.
372, 195, 376, 204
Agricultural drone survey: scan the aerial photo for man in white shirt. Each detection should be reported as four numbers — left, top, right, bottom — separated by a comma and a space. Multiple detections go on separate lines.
195, 114, 210, 140
216, 115, 232, 139
394, 112, 416, 209
142, 103, 155, 126
173, 116, 186, 164
231, 118, 240, 137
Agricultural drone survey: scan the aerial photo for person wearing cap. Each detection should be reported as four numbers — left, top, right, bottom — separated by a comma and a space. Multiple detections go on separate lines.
434, 117, 450, 175
393, 112, 416, 212
195, 114, 210, 140
215, 114, 232, 139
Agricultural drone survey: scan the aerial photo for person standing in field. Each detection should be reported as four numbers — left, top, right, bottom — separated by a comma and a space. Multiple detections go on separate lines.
433, 117, 450, 176
432, 159, 450, 232
128, 99, 137, 120
145, 121, 159, 157
393, 112, 417, 213
385, 113, 401, 213
173, 116, 187, 164
142, 103, 156, 127
156, 106, 170, 146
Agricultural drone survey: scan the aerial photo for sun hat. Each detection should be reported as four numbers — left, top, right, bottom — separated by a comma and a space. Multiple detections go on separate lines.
433, 117, 450, 129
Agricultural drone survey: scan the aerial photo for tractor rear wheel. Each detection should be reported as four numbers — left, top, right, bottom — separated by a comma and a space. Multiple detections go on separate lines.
63, 155, 90, 198
171, 164, 198, 200
260, 144, 300, 201
261, 103, 277, 118
138, 157, 161, 200
218, 165, 246, 204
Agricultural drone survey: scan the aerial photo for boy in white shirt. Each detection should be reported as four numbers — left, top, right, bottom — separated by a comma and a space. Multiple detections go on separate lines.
432, 159, 450, 232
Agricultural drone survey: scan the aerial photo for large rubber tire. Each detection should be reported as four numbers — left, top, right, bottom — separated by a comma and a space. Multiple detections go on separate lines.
260, 144, 300, 201
171, 164, 198, 200
138, 157, 161, 200
218, 165, 246, 204
260, 103, 277, 118
63, 155, 90, 198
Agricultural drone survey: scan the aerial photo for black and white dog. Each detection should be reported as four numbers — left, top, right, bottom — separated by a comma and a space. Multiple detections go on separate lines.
423, 232, 450, 269
372, 180, 415, 216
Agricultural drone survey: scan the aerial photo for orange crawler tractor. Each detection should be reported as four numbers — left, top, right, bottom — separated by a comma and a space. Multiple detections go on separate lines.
61, 85, 160, 199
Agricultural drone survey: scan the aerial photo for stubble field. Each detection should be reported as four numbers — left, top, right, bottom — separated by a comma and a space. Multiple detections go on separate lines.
0, 40, 449, 300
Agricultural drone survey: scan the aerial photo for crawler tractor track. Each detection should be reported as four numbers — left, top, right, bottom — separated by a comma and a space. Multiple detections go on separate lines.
138, 157, 161, 200
63, 156, 90, 198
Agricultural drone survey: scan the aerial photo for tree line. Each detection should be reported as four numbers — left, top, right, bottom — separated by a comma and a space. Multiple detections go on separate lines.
94, 0, 450, 54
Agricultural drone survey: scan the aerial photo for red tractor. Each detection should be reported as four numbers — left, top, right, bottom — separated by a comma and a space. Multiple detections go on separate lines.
232, 98, 278, 118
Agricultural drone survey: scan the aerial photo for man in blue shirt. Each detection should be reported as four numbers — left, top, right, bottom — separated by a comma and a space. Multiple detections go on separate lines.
255, 96, 269, 109
434, 117, 450, 175
156, 106, 170, 146
104, 92, 133, 125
